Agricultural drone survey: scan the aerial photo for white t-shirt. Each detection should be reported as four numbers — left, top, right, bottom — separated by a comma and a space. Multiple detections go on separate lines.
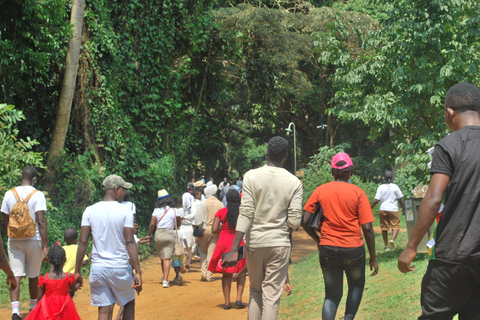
375, 183, 403, 211
1, 186, 47, 241
153, 206, 181, 229
81, 201, 134, 268
182, 192, 194, 210
122, 201, 136, 217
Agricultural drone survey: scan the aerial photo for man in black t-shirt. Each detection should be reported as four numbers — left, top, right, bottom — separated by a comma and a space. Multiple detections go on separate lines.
398, 82, 480, 319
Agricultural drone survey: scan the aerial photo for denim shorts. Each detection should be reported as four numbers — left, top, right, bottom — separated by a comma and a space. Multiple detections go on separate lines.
89, 266, 135, 307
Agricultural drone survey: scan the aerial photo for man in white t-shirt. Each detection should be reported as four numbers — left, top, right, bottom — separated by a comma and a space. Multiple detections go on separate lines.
1, 166, 48, 320
75, 174, 142, 320
371, 171, 406, 250
122, 190, 136, 223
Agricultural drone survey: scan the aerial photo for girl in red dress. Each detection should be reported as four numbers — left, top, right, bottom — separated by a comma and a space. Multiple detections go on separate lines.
208, 189, 247, 310
25, 242, 81, 320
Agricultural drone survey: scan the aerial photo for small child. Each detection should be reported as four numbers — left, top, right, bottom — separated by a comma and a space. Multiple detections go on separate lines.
62, 228, 91, 298
172, 228, 188, 285
25, 242, 81, 320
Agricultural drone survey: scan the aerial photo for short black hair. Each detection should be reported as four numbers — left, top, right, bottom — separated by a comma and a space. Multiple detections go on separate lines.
64, 228, 78, 242
192, 189, 201, 198
21, 166, 37, 180
155, 195, 175, 209
332, 161, 354, 177
384, 171, 393, 183
267, 136, 288, 162
445, 82, 480, 113
48, 242, 66, 269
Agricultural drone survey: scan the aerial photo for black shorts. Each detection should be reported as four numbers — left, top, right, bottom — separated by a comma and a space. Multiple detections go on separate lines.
419, 259, 480, 320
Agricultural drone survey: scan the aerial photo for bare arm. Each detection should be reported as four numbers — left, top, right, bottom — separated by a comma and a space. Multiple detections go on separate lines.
361, 222, 378, 276
125, 226, 142, 294
75, 226, 91, 288
397, 197, 406, 215
0, 235, 16, 291
35, 210, 49, 261
300, 210, 320, 246
37, 286, 45, 300
147, 215, 157, 241
2, 213, 8, 235
398, 173, 449, 273
370, 199, 379, 209
223, 231, 245, 267
212, 216, 221, 234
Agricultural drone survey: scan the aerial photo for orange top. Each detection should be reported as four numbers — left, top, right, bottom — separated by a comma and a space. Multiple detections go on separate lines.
304, 181, 374, 248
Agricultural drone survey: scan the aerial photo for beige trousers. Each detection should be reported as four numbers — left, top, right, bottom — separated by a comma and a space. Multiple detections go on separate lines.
246, 246, 291, 320
198, 232, 218, 280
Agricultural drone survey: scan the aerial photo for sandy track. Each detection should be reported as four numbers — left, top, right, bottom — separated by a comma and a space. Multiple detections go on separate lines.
0, 229, 318, 320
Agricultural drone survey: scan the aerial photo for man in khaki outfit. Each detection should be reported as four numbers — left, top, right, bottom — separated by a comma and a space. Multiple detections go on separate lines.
195, 185, 222, 281
224, 136, 303, 319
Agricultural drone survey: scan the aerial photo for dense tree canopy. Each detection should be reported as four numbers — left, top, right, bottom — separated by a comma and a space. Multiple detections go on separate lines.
1, 0, 480, 226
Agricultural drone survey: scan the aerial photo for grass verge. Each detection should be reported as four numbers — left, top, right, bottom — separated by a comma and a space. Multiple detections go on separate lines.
279, 230, 446, 320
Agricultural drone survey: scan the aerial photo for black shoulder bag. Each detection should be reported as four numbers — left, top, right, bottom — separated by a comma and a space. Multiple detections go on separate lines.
308, 203, 323, 232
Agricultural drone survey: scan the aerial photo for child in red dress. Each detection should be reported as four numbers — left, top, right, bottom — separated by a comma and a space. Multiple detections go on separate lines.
25, 242, 81, 320
208, 189, 247, 310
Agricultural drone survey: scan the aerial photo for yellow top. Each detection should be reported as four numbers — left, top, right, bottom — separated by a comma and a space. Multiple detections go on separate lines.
63, 244, 88, 274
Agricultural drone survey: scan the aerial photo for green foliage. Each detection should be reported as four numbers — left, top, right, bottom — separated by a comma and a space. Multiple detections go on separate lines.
332, 0, 480, 169
302, 143, 379, 205
0, 104, 44, 195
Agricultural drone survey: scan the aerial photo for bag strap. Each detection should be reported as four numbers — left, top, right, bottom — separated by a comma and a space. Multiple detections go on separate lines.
11, 188, 21, 203
157, 208, 171, 228
11, 188, 38, 204
24, 190, 39, 203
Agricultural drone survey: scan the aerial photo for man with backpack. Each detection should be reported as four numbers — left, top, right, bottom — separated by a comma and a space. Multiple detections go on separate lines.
1, 166, 49, 320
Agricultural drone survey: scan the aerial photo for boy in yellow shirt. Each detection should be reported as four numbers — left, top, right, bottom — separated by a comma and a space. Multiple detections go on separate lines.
63, 228, 90, 297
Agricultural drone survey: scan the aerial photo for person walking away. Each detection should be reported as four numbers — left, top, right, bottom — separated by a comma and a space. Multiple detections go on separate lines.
181, 189, 201, 272
371, 171, 406, 250
63, 228, 90, 298
146, 189, 182, 288
208, 189, 247, 309
1, 166, 49, 320
75, 174, 142, 320
25, 242, 81, 320
172, 227, 188, 285
302, 153, 378, 320
195, 185, 222, 282
398, 82, 480, 319
223, 136, 303, 320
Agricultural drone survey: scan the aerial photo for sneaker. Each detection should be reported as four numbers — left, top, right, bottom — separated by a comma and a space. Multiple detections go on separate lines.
389, 239, 397, 249
172, 277, 179, 284
384, 246, 390, 251
163, 280, 170, 288
194, 255, 200, 259
12, 314, 22, 320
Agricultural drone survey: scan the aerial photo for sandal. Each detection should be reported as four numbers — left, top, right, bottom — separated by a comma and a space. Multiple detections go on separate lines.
235, 301, 246, 309
223, 304, 231, 310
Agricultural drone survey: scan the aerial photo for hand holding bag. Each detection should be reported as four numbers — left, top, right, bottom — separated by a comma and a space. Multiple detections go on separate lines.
174, 213, 186, 256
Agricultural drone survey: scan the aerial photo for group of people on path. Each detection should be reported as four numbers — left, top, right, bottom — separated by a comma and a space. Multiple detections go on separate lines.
1, 81, 480, 320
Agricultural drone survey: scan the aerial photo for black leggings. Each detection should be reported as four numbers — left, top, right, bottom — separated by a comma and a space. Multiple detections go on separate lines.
319, 245, 366, 320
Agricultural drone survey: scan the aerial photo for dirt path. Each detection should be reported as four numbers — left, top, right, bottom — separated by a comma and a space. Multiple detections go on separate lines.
0, 229, 318, 320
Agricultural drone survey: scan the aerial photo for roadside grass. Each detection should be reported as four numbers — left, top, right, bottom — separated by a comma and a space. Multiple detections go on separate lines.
280, 229, 456, 320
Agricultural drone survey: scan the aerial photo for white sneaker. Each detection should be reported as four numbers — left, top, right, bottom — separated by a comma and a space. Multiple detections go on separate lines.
163, 280, 170, 288
389, 239, 397, 249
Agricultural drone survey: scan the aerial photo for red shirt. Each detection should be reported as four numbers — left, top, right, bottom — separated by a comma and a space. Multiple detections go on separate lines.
304, 181, 374, 248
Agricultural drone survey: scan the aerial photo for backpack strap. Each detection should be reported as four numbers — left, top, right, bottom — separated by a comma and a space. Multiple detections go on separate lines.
10, 188, 38, 204
23, 190, 38, 203
10, 188, 21, 203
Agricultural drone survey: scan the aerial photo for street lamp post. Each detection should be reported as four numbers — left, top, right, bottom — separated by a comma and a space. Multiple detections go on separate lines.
285, 122, 296, 175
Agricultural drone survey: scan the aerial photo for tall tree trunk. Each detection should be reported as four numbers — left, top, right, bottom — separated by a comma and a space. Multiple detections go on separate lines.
45, 0, 85, 187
